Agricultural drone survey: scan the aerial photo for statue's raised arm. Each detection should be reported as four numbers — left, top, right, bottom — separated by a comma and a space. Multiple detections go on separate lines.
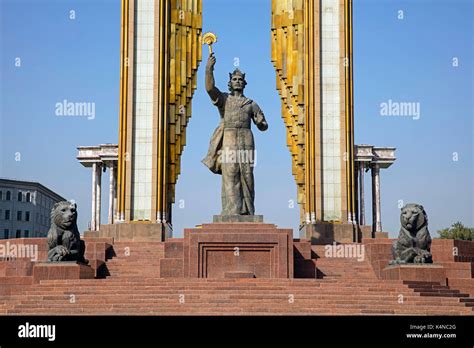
205, 52, 222, 103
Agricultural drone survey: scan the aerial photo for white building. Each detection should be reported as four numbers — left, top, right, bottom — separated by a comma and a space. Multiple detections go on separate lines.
0, 178, 66, 239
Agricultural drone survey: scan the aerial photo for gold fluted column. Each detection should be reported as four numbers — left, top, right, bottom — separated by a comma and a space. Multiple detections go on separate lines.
272, 0, 357, 243
349, 0, 356, 223
271, 0, 307, 223
117, 0, 130, 222
152, 0, 168, 223
166, 0, 202, 222
116, 0, 202, 226
343, 0, 355, 223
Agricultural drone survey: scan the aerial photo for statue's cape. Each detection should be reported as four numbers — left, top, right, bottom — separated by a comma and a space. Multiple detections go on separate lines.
202, 120, 224, 175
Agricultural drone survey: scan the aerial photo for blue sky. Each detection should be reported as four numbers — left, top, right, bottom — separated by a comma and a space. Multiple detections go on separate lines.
0, 0, 472, 238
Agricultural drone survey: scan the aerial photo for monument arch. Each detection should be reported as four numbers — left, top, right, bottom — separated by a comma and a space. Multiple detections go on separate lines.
78, 0, 395, 243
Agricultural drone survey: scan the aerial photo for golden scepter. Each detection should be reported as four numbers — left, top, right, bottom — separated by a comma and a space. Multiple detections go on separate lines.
202, 32, 217, 54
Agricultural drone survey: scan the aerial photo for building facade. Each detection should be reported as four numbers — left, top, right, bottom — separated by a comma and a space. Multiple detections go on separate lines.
0, 178, 66, 239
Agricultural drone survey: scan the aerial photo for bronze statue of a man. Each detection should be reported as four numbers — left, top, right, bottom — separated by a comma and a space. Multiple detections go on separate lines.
202, 52, 268, 216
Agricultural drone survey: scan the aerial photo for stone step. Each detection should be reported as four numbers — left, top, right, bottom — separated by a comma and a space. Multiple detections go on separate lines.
30, 285, 399, 292
9, 301, 468, 310
30, 277, 403, 284
111, 241, 165, 246
7, 289, 447, 296
1, 282, 421, 290
198, 223, 278, 229
6, 311, 470, 315
0, 276, 34, 285
12, 295, 468, 305
24, 281, 416, 289
15, 287, 426, 300
106, 264, 161, 268
17, 280, 414, 288
20, 284, 413, 291
12, 291, 466, 306
108, 254, 165, 259
417, 292, 469, 298
7, 304, 472, 315
447, 278, 474, 297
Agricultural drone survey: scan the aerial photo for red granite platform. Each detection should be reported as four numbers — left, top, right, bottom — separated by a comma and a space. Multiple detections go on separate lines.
0, 235, 473, 315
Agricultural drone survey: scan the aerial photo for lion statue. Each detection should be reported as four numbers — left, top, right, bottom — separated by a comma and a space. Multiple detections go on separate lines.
389, 203, 432, 265
47, 201, 88, 264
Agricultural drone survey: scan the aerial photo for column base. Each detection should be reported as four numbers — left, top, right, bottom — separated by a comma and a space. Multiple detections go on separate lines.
83, 222, 172, 241
300, 222, 376, 244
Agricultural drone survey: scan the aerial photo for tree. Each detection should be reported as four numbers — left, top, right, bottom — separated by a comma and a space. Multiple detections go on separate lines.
437, 222, 473, 240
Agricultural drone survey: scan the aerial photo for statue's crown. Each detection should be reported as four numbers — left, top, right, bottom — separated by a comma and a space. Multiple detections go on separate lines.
229, 68, 246, 80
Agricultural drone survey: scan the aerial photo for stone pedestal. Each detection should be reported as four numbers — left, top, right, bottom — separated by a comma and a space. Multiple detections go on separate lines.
83, 223, 172, 241
184, 222, 293, 278
33, 262, 94, 283
160, 221, 294, 279
381, 264, 446, 285
213, 215, 263, 223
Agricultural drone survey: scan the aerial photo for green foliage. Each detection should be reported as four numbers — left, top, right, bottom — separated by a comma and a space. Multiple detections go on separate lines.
437, 222, 473, 240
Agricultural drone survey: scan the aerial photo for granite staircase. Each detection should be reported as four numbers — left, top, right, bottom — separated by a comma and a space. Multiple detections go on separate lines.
1, 240, 473, 315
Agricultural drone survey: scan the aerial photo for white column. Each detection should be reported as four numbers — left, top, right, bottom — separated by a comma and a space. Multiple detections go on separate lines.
91, 162, 97, 231
113, 163, 118, 222
359, 162, 366, 225
96, 163, 102, 230
108, 164, 115, 224
371, 163, 382, 233
321, 0, 342, 221
354, 163, 359, 224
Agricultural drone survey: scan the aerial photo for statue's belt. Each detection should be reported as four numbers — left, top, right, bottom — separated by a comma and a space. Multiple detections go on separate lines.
223, 121, 250, 129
